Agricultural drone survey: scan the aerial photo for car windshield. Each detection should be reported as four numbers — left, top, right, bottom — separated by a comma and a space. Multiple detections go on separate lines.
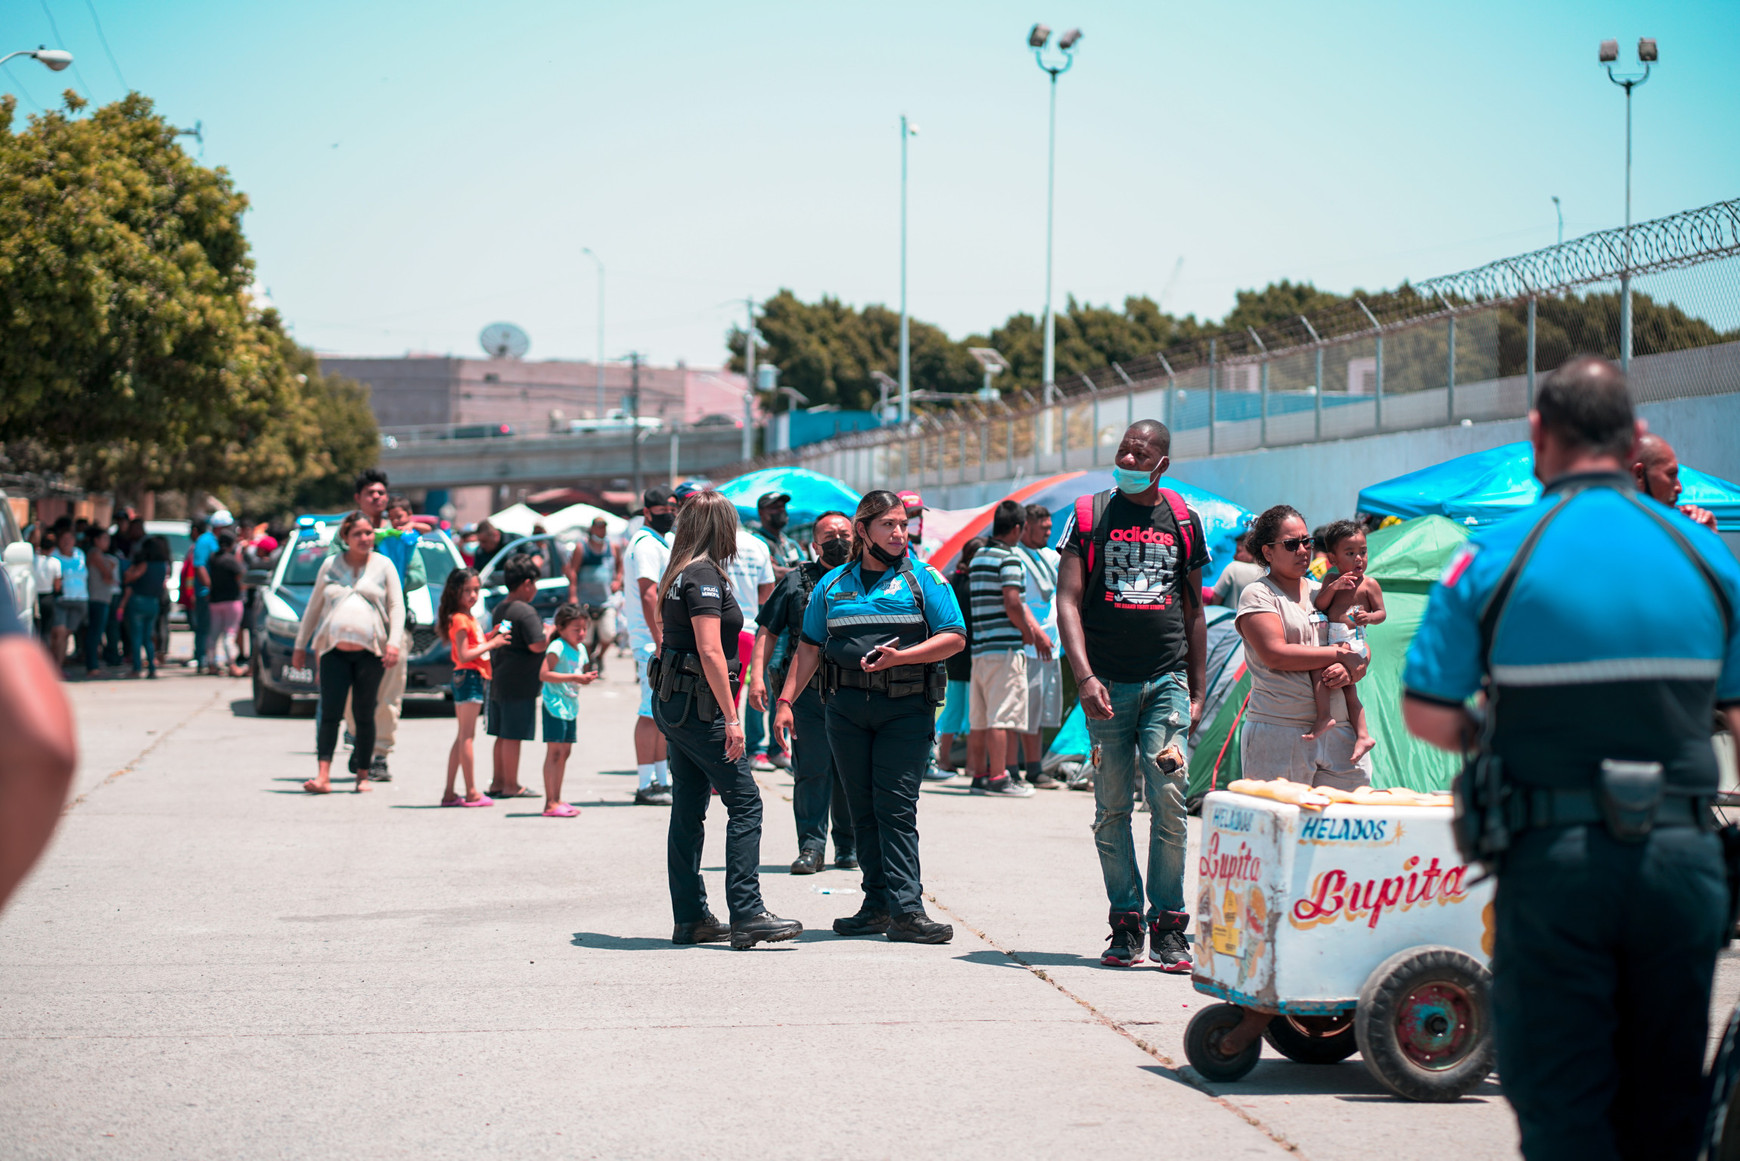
161, 532, 192, 560
280, 531, 458, 588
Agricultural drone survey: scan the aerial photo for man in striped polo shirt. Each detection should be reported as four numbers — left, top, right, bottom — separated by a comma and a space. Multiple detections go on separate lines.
967, 501, 1050, 798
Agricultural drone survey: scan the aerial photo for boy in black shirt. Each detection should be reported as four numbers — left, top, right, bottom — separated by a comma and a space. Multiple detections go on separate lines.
1056, 420, 1209, 972
487, 556, 550, 798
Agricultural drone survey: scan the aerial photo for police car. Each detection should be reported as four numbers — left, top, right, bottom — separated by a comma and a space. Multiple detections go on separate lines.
249, 515, 467, 715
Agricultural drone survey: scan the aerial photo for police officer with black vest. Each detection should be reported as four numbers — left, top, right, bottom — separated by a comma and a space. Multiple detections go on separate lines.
773, 490, 966, 943
650, 490, 803, 951
748, 510, 858, 874
1404, 355, 1740, 1161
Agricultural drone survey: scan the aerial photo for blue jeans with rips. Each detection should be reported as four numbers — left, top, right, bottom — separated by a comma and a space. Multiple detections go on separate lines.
1084, 671, 1191, 920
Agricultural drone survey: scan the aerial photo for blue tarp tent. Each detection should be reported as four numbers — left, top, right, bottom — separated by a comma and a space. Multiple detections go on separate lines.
716, 467, 861, 531
1357, 441, 1740, 532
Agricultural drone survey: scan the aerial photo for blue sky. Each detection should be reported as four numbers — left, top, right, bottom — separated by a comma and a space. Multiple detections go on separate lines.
3, 0, 1734, 366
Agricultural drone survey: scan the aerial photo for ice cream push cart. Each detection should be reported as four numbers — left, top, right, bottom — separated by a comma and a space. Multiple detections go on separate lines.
1184, 784, 1498, 1101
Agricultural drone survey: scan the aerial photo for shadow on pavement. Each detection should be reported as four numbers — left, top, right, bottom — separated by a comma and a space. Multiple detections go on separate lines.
1159, 1059, 1504, 1103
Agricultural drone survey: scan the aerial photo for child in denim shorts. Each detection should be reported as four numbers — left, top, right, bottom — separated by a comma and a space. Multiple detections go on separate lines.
439, 568, 506, 806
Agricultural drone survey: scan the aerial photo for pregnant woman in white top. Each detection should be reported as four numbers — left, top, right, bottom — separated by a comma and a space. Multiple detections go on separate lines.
293, 512, 404, 794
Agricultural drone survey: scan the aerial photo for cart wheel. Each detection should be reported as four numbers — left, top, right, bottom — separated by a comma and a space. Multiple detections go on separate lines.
1185, 1003, 1263, 1083
1264, 1012, 1359, 1064
1355, 945, 1494, 1102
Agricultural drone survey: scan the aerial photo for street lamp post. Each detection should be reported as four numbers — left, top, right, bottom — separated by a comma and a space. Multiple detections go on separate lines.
898, 115, 918, 424
1600, 36, 1656, 371
581, 248, 605, 419
1551, 195, 1563, 246
1028, 24, 1081, 403
0, 46, 73, 72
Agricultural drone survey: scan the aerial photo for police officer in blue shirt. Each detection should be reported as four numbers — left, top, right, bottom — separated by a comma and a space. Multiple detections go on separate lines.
1403, 355, 1740, 1161
773, 490, 966, 943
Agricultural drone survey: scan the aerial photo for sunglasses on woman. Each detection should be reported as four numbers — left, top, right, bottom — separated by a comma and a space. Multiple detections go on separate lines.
1274, 536, 1314, 552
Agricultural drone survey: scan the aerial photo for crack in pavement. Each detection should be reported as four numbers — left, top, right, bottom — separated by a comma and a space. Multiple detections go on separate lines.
62, 688, 225, 814
924, 890, 1306, 1157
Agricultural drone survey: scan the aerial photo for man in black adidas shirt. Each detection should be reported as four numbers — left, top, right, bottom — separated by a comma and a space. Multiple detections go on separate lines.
1056, 420, 1209, 973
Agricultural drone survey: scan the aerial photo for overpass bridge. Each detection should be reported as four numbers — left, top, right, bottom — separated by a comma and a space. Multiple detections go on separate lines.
376, 425, 749, 491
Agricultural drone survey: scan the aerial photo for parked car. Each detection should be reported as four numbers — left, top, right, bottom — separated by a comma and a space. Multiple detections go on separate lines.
143, 519, 193, 629
563, 410, 663, 435
248, 516, 465, 716
449, 423, 514, 440
477, 533, 573, 627
0, 487, 29, 626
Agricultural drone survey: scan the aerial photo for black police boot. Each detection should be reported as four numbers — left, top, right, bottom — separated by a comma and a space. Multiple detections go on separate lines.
887, 910, 953, 944
833, 849, 859, 871
832, 905, 891, 936
730, 911, 803, 950
789, 847, 824, 875
671, 913, 731, 944
1149, 910, 1193, 974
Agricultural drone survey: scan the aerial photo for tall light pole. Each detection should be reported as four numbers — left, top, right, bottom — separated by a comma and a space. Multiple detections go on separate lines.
742, 297, 756, 460
898, 115, 919, 424
1029, 24, 1081, 401
0, 46, 73, 72
1551, 195, 1563, 246
581, 248, 605, 418
1601, 36, 1656, 371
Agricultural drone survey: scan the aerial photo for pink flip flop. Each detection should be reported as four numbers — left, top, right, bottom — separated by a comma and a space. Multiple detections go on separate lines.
462, 795, 494, 808
542, 803, 580, 818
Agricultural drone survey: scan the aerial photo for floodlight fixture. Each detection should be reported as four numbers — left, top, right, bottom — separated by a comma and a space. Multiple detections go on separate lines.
1029, 23, 1051, 48
1598, 38, 1618, 62
968, 347, 1011, 374
1638, 37, 1658, 62
1058, 28, 1082, 50
0, 46, 74, 72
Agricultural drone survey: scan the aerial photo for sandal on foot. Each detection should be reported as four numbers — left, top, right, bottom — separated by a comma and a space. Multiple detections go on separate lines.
440, 795, 464, 807
542, 802, 580, 817
497, 786, 540, 798
461, 795, 493, 807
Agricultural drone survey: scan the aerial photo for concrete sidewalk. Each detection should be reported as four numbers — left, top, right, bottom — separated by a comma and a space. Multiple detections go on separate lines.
3, 660, 1731, 1158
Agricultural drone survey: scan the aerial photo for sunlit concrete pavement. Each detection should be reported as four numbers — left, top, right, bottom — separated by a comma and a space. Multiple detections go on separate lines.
5, 645, 1736, 1159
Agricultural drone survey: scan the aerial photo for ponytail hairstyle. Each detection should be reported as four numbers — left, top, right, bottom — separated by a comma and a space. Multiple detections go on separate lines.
437, 567, 478, 639
657, 490, 740, 603
849, 490, 905, 565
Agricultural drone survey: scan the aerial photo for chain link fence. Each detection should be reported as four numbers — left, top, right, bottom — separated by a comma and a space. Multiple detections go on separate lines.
754, 198, 1740, 494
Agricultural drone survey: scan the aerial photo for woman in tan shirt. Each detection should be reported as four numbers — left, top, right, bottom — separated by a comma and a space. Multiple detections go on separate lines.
293, 512, 404, 793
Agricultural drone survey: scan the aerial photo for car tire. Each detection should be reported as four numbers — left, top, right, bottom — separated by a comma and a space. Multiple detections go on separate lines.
252, 654, 293, 717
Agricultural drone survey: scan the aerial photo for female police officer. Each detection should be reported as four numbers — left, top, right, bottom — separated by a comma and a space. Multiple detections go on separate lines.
773, 490, 965, 943
653, 490, 802, 950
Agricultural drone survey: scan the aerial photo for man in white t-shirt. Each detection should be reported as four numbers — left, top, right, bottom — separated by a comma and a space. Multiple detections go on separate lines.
1015, 504, 1064, 788
625, 485, 675, 805
729, 524, 776, 766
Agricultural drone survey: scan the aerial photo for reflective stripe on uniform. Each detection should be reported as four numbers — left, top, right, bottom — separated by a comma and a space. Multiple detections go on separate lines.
1492, 657, 1724, 686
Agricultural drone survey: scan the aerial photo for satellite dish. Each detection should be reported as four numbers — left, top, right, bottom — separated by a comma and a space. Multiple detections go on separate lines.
480, 322, 530, 360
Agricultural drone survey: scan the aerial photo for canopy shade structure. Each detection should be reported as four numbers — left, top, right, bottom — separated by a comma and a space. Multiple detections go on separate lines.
484, 503, 543, 538
716, 467, 861, 532
1357, 441, 1740, 532
927, 471, 1253, 587
543, 503, 628, 538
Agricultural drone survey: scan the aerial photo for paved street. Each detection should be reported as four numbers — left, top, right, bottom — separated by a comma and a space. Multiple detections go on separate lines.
5, 647, 1736, 1159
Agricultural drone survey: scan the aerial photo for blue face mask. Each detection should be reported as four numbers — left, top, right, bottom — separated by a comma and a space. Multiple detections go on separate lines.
1112, 466, 1157, 495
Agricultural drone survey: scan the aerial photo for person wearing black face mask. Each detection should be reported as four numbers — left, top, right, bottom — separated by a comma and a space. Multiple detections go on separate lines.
755, 492, 806, 579
748, 511, 857, 873
772, 492, 967, 943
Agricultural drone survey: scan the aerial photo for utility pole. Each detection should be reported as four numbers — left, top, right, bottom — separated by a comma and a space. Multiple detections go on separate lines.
582, 248, 605, 417
628, 352, 644, 497
899, 115, 917, 423
742, 298, 756, 460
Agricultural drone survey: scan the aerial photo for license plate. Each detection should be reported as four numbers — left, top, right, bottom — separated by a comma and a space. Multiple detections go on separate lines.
282, 665, 313, 684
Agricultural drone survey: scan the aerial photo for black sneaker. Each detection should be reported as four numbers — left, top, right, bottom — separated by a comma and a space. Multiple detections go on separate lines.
887, 910, 953, 944
1101, 911, 1145, 967
634, 785, 673, 806
366, 757, 392, 782
971, 774, 1035, 798
789, 848, 824, 875
672, 913, 731, 944
832, 906, 891, 936
1149, 912, 1194, 974
729, 911, 802, 950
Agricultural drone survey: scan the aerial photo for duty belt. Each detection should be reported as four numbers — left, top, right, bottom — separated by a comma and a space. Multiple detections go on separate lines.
1507, 786, 1711, 832
835, 663, 928, 698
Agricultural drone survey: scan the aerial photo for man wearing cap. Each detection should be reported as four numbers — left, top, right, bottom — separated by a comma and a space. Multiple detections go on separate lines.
625, 485, 676, 804
899, 491, 943, 564
756, 492, 806, 579
1633, 432, 1719, 532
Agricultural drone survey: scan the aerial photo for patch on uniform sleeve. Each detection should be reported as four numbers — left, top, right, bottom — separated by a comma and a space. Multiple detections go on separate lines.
1438, 544, 1479, 589
699, 585, 720, 598
923, 564, 947, 585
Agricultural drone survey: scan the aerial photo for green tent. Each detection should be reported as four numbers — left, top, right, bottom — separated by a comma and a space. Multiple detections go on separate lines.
1187, 515, 1468, 796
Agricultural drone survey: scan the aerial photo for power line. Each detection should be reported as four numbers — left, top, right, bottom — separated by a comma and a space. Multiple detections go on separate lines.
79, 0, 125, 91
36, 0, 98, 101
1, 63, 44, 111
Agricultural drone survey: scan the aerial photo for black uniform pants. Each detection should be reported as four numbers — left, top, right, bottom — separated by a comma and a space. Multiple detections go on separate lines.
791, 687, 855, 859
655, 690, 766, 924
825, 687, 931, 916
1493, 823, 1726, 1161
